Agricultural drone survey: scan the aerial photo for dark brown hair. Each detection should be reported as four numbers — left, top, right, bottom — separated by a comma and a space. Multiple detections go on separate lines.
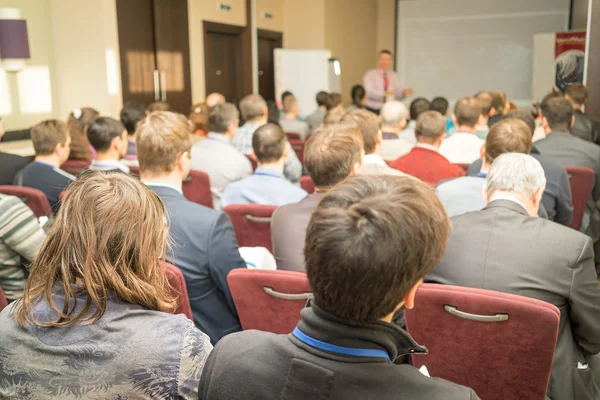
147, 101, 171, 113
31, 119, 69, 156
189, 103, 209, 132
565, 83, 588, 105
341, 109, 380, 154
67, 107, 98, 160
475, 91, 494, 116
327, 93, 342, 110
305, 175, 451, 323
252, 123, 287, 164
454, 97, 481, 127
541, 95, 573, 131
492, 91, 508, 114
485, 118, 532, 164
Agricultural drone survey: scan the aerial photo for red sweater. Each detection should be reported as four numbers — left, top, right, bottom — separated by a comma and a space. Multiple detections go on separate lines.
389, 147, 465, 186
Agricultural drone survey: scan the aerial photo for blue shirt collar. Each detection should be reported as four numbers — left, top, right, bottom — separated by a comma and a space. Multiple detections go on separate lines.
207, 133, 231, 144
254, 166, 284, 179
145, 182, 184, 195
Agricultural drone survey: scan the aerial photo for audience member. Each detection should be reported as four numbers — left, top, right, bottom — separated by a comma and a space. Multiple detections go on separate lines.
379, 101, 413, 161
327, 92, 342, 110
342, 109, 405, 176
535, 96, 600, 270
189, 103, 209, 136
200, 175, 478, 399
322, 105, 347, 125
232, 94, 302, 183
206, 92, 226, 110
390, 111, 464, 185
401, 97, 432, 144
120, 102, 146, 160
431, 96, 455, 136
565, 83, 600, 145
0, 194, 46, 302
15, 120, 74, 211
221, 124, 307, 208
0, 119, 29, 185
0, 172, 212, 399
439, 97, 485, 164
305, 91, 329, 130
66, 107, 98, 161
271, 124, 364, 272
474, 91, 494, 139
488, 91, 509, 127
191, 103, 252, 208
363, 49, 413, 115
429, 153, 600, 400
136, 111, 246, 344
280, 96, 311, 139
147, 101, 170, 113
278, 91, 294, 120
468, 108, 574, 226
87, 117, 130, 173
347, 84, 366, 111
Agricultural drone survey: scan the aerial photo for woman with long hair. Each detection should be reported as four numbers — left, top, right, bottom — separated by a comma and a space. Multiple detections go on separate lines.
67, 107, 99, 160
0, 172, 212, 399
347, 84, 366, 111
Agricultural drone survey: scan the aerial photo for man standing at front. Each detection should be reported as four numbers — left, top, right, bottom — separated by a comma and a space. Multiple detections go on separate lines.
363, 50, 413, 115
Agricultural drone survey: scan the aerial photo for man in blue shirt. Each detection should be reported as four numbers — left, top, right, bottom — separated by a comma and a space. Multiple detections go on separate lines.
221, 124, 307, 208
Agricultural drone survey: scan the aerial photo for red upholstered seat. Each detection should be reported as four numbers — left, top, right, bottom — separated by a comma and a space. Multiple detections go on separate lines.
300, 176, 315, 194
223, 204, 277, 251
227, 269, 311, 333
288, 138, 305, 163
405, 284, 559, 400
285, 132, 301, 141
245, 155, 258, 172
453, 163, 470, 173
0, 287, 8, 313
163, 262, 193, 320
0, 186, 52, 218
566, 166, 594, 230
60, 159, 91, 176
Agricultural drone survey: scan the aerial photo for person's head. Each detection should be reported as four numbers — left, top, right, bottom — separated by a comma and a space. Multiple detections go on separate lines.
120, 103, 146, 137
482, 118, 532, 171
323, 105, 347, 125
378, 49, 393, 71
31, 119, 71, 164
350, 85, 366, 107
252, 123, 288, 167
305, 175, 451, 323
14, 172, 175, 329
136, 111, 192, 180
281, 91, 294, 105
327, 93, 342, 110
415, 111, 446, 147
207, 102, 240, 138
381, 101, 409, 133
503, 109, 536, 136
67, 107, 99, 141
189, 103, 209, 133
484, 153, 546, 217
240, 94, 268, 123
316, 91, 329, 108
283, 95, 299, 117
453, 96, 481, 130
409, 97, 432, 121
304, 123, 364, 191
475, 91, 495, 123
206, 92, 226, 109
491, 91, 509, 115
431, 97, 449, 117
565, 83, 588, 107
147, 101, 171, 113
87, 117, 128, 159
341, 109, 380, 155
541, 95, 574, 132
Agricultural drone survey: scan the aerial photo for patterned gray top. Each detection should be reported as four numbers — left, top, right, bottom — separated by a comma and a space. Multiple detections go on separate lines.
0, 289, 212, 399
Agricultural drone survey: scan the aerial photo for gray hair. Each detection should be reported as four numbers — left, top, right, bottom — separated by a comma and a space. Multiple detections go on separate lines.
240, 94, 267, 121
381, 101, 408, 127
207, 103, 239, 133
485, 153, 546, 199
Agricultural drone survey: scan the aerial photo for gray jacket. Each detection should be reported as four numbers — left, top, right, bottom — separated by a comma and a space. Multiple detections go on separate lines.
428, 200, 600, 400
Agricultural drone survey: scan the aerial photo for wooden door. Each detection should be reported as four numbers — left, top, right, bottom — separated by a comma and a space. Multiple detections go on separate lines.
116, 0, 157, 107
153, 0, 192, 114
203, 22, 245, 105
257, 29, 283, 102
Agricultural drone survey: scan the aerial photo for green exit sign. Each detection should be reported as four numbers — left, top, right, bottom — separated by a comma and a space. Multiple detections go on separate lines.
218, 2, 231, 12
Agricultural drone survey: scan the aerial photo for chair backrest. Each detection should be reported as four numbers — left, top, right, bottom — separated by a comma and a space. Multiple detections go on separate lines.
245, 154, 258, 171
60, 159, 91, 176
286, 132, 301, 141
300, 176, 315, 194
129, 165, 140, 175
405, 284, 559, 400
566, 166, 594, 230
223, 204, 277, 251
288, 138, 305, 163
182, 170, 213, 209
163, 262, 193, 320
227, 269, 311, 333
0, 186, 52, 218
453, 163, 470, 173
0, 286, 8, 313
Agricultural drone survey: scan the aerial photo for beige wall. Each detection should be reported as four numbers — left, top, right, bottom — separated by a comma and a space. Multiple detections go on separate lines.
376, 0, 396, 61
256, 0, 284, 31
571, 0, 589, 30
282, 0, 325, 49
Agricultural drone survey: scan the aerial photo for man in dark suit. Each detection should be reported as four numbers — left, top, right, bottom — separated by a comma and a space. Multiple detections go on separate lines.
271, 123, 364, 271
535, 95, 600, 272
429, 153, 600, 400
0, 119, 29, 185
565, 83, 600, 145
136, 111, 246, 345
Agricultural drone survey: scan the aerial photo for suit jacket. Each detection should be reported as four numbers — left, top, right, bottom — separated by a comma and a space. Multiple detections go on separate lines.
149, 185, 246, 344
572, 110, 600, 146
390, 147, 464, 186
271, 192, 324, 272
428, 200, 600, 400
0, 152, 29, 185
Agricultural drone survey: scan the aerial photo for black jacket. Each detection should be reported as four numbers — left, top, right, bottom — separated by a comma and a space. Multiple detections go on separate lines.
199, 301, 479, 400
572, 110, 600, 146
0, 152, 29, 185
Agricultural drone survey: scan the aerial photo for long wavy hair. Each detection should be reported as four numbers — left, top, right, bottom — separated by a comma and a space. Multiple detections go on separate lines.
13, 171, 176, 328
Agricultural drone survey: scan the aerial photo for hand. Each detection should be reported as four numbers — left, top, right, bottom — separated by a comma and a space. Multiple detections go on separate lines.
403, 88, 414, 97
385, 90, 394, 98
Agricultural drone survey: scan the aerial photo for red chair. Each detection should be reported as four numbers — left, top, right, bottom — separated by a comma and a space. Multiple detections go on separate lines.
453, 163, 470, 173
223, 204, 277, 251
164, 262, 193, 320
60, 159, 91, 176
0, 186, 52, 217
405, 284, 559, 400
0, 287, 8, 313
245, 154, 258, 171
227, 269, 311, 333
300, 176, 315, 194
129, 165, 140, 175
286, 132, 301, 141
289, 138, 305, 163
565, 166, 594, 230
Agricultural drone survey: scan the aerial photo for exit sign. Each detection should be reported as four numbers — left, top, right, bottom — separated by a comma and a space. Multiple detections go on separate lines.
217, 2, 231, 12
263, 11, 273, 20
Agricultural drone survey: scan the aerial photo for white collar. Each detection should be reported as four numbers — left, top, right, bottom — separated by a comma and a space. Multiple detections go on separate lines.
489, 195, 528, 211
415, 143, 439, 152
363, 154, 387, 166
91, 159, 130, 173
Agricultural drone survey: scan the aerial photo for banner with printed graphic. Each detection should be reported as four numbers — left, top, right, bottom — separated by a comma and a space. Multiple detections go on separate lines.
555, 32, 586, 92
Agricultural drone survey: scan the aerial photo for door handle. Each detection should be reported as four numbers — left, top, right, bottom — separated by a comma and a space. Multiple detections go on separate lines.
258, 70, 264, 76
444, 305, 509, 322
263, 287, 311, 300
160, 71, 167, 101
216, 70, 222, 76
153, 69, 160, 101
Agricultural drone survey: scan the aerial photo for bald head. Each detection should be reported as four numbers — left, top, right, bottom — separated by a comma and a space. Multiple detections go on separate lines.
206, 93, 226, 109
252, 123, 287, 164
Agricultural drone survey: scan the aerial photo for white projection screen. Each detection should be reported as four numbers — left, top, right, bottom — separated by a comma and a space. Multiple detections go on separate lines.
396, 0, 570, 105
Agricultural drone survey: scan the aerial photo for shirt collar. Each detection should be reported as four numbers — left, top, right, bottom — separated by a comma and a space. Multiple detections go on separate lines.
91, 159, 130, 173
144, 182, 184, 195
363, 154, 387, 166
415, 143, 439, 152
254, 166, 285, 178
488, 194, 527, 211
207, 132, 231, 143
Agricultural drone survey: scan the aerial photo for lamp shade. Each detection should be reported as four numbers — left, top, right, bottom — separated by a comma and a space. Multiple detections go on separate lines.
0, 19, 30, 59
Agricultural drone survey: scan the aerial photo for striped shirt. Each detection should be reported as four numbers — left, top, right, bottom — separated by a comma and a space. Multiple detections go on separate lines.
0, 195, 46, 300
